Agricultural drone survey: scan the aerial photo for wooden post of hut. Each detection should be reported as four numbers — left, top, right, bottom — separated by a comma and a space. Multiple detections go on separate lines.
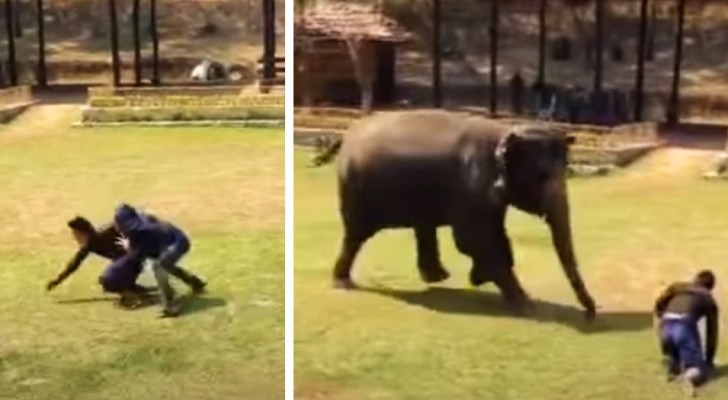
132, 0, 142, 85
150, 0, 160, 84
489, 0, 500, 115
432, 0, 442, 107
634, 0, 649, 121
36, 0, 47, 87
668, 0, 687, 124
108, 0, 121, 86
262, 0, 276, 81
4, 0, 18, 86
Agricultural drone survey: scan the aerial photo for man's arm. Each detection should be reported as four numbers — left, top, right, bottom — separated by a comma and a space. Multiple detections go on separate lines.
705, 302, 719, 367
654, 284, 678, 316
47, 247, 90, 290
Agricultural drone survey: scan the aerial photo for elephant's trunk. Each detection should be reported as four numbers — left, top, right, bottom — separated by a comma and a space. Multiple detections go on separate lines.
543, 174, 597, 319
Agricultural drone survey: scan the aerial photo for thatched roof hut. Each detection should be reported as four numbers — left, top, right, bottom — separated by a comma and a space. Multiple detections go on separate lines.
295, 3, 412, 107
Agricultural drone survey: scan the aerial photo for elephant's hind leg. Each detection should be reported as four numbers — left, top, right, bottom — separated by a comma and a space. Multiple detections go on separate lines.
414, 226, 450, 283
332, 227, 374, 290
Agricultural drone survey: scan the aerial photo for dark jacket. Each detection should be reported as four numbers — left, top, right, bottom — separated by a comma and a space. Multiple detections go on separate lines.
655, 282, 719, 364
54, 223, 128, 284
114, 204, 177, 259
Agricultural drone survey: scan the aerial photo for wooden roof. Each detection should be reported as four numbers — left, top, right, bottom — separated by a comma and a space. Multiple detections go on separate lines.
295, 2, 412, 43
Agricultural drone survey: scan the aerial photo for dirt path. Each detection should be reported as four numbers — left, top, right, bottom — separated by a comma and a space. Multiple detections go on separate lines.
630, 147, 717, 179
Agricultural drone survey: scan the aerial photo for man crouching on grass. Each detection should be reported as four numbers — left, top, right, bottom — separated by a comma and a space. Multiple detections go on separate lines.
114, 204, 207, 318
655, 270, 719, 396
47, 216, 155, 308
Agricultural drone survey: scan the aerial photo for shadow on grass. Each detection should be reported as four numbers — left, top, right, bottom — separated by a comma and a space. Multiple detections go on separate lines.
57, 294, 227, 316
361, 286, 653, 334
56, 294, 159, 310
710, 364, 728, 381
178, 295, 227, 317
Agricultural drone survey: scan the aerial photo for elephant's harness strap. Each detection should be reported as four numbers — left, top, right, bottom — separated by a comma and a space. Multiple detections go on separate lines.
493, 133, 511, 199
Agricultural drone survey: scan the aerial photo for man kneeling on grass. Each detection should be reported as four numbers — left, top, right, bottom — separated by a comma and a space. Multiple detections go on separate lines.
114, 204, 207, 318
47, 216, 155, 308
655, 270, 719, 396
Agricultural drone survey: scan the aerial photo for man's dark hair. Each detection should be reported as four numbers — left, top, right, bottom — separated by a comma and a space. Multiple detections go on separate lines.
694, 270, 716, 290
67, 216, 96, 235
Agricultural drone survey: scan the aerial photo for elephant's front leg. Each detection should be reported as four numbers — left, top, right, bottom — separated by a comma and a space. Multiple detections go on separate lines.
414, 226, 450, 283
488, 229, 531, 308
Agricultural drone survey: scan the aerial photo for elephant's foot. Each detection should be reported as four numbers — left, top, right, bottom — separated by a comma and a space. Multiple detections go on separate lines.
419, 265, 451, 284
469, 267, 493, 287
502, 292, 534, 315
333, 277, 358, 290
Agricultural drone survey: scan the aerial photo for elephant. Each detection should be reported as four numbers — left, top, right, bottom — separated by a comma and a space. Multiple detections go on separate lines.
320, 110, 597, 318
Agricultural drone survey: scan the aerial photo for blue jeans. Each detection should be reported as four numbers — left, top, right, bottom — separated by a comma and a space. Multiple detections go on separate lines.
151, 227, 204, 309
99, 256, 143, 293
660, 318, 706, 376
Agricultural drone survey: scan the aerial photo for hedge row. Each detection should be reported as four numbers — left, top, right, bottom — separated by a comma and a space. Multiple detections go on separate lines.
89, 94, 285, 108
81, 106, 284, 123
89, 86, 245, 98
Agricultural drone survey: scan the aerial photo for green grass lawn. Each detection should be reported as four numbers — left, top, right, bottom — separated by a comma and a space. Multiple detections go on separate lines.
294, 147, 728, 400
0, 119, 283, 400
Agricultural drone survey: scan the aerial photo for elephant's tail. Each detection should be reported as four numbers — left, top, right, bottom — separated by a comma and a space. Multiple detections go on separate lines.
309, 137, 343, 167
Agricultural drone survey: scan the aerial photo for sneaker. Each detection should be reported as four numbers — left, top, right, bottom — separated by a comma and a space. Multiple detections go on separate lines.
681, 368, 701, 397
191, 281, 207, 295
663, 358, 679, 382
159, 303, 182, 318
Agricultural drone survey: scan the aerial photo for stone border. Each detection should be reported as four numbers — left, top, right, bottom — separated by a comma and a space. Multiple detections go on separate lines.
0, 102, 36, 124
73, 119, 284, 128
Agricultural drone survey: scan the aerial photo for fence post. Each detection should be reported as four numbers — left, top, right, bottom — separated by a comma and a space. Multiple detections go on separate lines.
668, 0, 687, 124
634, 0, 649, 121
489, 0, 499, 115
108, 0, 121, 86
150, 0, 160, 84
4, 0, 17, 86
36, 0, 47, 87
132, 0, 142, 85
432, 0, 442, 107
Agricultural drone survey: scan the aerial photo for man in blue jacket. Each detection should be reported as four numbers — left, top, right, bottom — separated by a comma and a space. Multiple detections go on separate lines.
114, 204, 206, 317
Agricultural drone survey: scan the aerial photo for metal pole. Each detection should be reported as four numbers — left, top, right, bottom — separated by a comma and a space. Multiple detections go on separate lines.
489, 0, 499, 114
108, 0, 121, 86
5, 0, 17, 86
668, 0, 687, 124
634, 0, 649, 121
432, 0, 441, 107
